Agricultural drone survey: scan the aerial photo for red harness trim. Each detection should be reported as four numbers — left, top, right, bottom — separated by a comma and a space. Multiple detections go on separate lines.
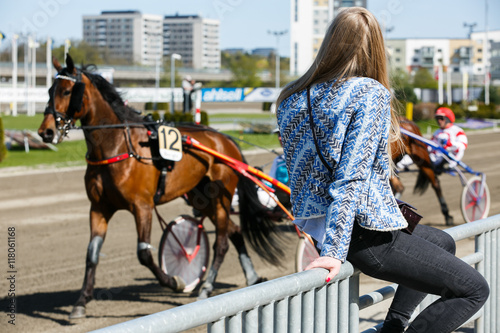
85, 152, 131, 165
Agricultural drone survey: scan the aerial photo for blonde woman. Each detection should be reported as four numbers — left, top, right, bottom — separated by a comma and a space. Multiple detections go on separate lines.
277, 7, 488, 333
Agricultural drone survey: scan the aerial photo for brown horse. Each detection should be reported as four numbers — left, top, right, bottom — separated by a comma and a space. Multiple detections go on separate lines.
38, 55, 283, 319
390, 118, 453, 225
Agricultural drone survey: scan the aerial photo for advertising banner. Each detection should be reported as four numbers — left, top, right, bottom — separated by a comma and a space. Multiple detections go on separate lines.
0, 87, 281, 104
200, 87, 280, 102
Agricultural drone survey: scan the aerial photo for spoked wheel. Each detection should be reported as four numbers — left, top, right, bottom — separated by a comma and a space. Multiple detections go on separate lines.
295, 235, 320, 272
461, 176, 490, 223
158, 215, 209, 293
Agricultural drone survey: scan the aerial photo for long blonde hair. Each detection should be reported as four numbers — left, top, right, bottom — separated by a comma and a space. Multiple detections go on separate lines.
278, 7, 400, 157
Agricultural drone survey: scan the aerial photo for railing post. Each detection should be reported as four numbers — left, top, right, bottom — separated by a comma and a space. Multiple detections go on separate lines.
349, 274, 360, 332
338, 278, 350, 332
476, 231, 485, 333
496, 228, 500, 333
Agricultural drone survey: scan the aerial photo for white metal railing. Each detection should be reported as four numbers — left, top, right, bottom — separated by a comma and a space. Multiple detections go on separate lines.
91, 214, 500, 333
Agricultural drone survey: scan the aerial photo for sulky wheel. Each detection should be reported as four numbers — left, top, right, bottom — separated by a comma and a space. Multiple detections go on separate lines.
295, 235, 320, 272
158, 215, 209, 293
460, 176, 490, 223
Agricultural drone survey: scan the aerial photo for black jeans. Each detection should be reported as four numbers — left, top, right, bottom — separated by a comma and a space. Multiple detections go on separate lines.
347, 224, 489, 333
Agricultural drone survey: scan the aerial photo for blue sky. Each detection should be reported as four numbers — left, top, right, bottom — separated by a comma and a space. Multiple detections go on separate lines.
0, 0, 498, 56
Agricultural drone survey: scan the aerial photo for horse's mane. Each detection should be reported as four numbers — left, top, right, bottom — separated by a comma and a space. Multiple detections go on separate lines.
61, 65, 143, 123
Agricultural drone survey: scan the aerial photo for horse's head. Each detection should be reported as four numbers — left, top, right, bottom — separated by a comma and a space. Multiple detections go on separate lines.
38, 54, 89, 144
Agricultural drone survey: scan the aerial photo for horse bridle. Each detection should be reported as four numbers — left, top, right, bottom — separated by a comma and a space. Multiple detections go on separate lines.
44, 70, 86, 137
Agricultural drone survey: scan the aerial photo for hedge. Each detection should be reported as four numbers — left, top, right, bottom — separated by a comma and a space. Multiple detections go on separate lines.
149, 111, 209, 126
0, 117, 6, 163
145, 102, 170, 111
465, 103, 500, 119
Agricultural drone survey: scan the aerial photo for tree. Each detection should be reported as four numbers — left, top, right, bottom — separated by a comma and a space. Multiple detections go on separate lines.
391, 69, 418, 104
227, 53, 262, 87
52, 40, 103, 65
479, 85, 500, 105
412, 68, 438, 89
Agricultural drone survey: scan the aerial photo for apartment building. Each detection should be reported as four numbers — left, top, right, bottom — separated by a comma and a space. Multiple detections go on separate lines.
83, 12, 221, 70
82, 11, 163, 66
386, 32, 500, 81
290, 0, 367, 76
471, 30, 500, 78
163, 15, 221, 70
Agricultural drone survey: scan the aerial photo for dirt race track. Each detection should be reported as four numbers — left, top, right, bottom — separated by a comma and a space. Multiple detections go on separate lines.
0, 131, 499, 332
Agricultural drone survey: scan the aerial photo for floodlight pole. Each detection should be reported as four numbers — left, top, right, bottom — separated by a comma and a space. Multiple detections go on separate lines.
484, 0, 490, 105
463, 22, 476, 105
12, 34, 18, 116
170, 53, 182, 114
268, 30, 288, 89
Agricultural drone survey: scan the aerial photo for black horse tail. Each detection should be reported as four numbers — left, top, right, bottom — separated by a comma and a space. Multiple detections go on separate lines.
237, 174, 284, 266
413, 169, 430, 195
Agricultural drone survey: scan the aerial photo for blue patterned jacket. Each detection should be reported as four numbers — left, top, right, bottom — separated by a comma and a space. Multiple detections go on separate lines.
277, 77, 408, 261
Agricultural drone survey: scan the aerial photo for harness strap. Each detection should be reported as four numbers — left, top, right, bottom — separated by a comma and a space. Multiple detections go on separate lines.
55, 74, 77, 82
153, 167, 168, 205
85, 152, 132, 165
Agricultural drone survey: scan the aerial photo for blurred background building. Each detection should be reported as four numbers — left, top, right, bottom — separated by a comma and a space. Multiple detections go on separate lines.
386, 30, 500, 85
163, 14, 220, 70
83, 11, 163, 66
83, 11, 220, 70
290, 0, 367, 76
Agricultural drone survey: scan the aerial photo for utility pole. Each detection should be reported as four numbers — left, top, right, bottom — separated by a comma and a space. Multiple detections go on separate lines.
12, 34, 18, 116
170, 53, 181, 114
436, 51, 443, 104
463, 22, 476, 105
268, 30, 288, 89
484, 0, 490, 105
46, 37, 52, 88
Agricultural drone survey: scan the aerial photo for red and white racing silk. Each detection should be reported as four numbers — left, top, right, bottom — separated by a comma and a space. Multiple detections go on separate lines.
430, 124, 468, 162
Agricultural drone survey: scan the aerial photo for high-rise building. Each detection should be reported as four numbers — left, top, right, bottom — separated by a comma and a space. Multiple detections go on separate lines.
163, 15, 221, 70
290, 0, 367, 76
82, 11, 163, 66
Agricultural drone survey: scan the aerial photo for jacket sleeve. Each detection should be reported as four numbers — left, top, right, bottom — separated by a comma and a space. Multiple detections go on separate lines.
320, 84, 391, 261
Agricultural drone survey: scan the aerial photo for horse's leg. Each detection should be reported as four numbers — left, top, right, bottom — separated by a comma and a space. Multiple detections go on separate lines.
197, 203, 230, 300
196, 201, 263, 299
419, 166, 453, 225
134, 205, 185, 291
69, 205, 112, 319
226, 219, 263, 286
390, 175, 405, 199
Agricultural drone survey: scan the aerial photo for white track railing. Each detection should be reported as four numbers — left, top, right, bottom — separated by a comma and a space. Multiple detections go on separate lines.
92, 214, 500, 333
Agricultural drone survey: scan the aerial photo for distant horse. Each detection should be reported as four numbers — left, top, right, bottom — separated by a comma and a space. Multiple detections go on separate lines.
38, 54, 283, 319
390, 118, 453, 225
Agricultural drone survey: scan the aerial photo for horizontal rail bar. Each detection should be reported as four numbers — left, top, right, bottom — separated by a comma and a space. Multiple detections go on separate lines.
359, 284, 398, 310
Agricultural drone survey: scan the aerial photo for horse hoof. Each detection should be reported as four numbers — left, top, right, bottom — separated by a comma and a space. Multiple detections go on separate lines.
249, 277, 268, 286
173, 275, 186, 293
445, 216, 454, 226
69, 306, 86, 319
197, 289, 209, 301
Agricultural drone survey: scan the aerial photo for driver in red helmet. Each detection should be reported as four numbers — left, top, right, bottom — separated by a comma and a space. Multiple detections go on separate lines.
430, 107, 468, 172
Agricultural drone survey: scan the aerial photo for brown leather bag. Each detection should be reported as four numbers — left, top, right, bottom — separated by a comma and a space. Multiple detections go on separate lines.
396, 199, 423, 234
